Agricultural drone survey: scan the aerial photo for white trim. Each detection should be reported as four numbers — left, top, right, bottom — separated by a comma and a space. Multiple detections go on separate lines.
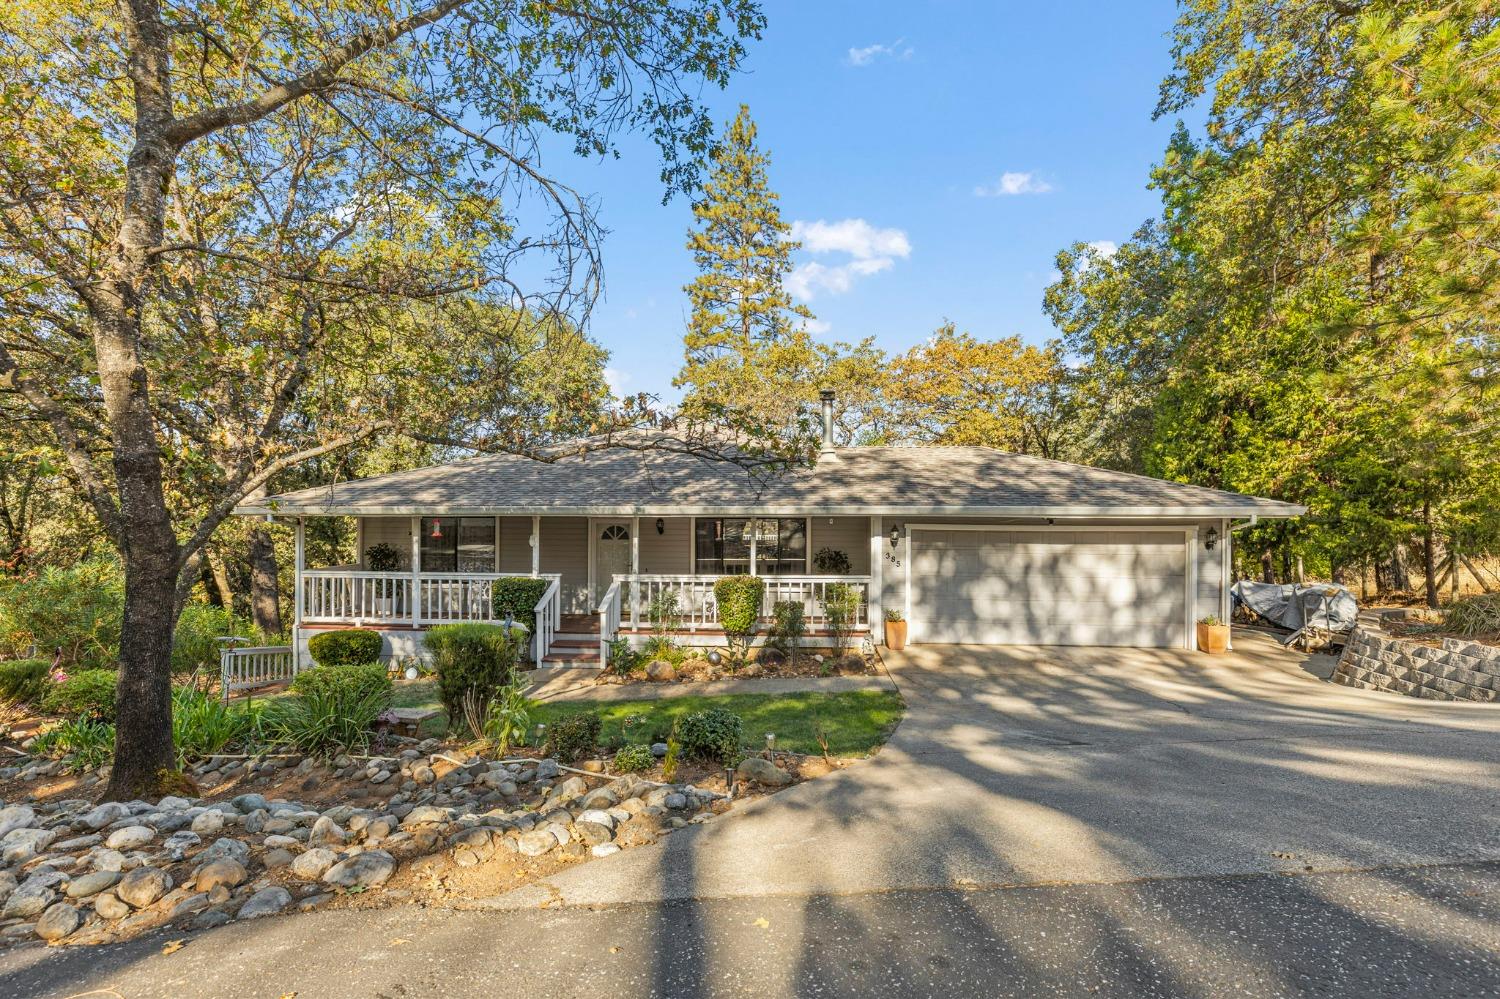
1185, 526, 1198, 651
293, 518, 305, 671
241, 503, 1307, 519
869, 515, 883, 631
530, 515, 540, 577
409, 515, 421, 627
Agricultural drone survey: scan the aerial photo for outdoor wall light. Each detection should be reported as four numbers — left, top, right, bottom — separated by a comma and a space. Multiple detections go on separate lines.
1205, 527, 1219, 551
888, 525, 901, 549
656, 518, 665, 535
527, 533, 537, 549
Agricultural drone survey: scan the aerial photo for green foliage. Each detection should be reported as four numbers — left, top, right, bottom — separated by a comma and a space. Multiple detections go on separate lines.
640, 634, 687, 665
0, 658, 51, 704
768, 600, 806, 663
661, 737, 681, 783
307, 629, 384, 668
883, 607, 904, 622
491, 577, 551, 619
675, 706, 743, 766
0, 560, 122, 668
612, 743, 656, 774
426, 623, 522, 722
1446, 595, 1500, 637
172, 686, 253, 763
257, 671, 392, 756
605, 637, 642, 676
545, 711, 601, 764
482, 681, 535, 755
32, 716, 114, 773
291, 663, 392, 704
821, 583, 863, 654
648, 588, 682, 637
812, 548, 852, 574
364, 543, 401, 571
172, 604, 232, 676
713, 575, 764, 662
42, 668, 117, 722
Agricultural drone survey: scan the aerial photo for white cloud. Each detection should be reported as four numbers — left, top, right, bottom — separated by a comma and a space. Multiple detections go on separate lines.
1085, 240, 1118, 258
603, 366, 632, 398
973, 171, 1054, 197
802, 317, 832, 336
846, 39, 913, 66
786, 218, 912, 300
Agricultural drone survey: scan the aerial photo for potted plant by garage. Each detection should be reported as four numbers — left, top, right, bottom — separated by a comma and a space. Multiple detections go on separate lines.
365, 543, 402, 615
1197, 614, 1230, 654
884, 608, 908, 651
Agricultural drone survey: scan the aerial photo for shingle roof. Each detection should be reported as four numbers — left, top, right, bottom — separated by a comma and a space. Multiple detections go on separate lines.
235, 439, 1305, 519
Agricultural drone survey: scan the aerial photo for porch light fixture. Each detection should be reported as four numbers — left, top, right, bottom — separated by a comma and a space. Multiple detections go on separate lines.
1205, 526, 1219, 551
656, 518, 665, 535
888, 525, 901, 549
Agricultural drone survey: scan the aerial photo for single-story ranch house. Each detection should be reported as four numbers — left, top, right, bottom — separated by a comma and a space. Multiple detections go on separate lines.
235, 395, 1303, 669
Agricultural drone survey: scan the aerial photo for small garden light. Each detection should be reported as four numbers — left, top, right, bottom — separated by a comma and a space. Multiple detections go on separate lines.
765, 732, 776, 756
724, 766, 735, 797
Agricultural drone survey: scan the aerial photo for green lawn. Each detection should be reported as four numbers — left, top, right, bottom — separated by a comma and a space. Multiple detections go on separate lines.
535, 690, 906, 758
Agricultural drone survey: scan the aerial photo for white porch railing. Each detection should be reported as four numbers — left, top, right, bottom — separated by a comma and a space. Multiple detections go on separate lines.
299, 571, 561, 627
219, 645, 295, 701
616, 574, 871, 632
532, 576, 562, 662
597, 577, 623, 670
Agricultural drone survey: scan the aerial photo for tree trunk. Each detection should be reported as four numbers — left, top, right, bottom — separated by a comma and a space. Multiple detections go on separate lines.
1261, 548, 1275, 584
248, 524, 283, 639
1295, 555, 1305, 585
1330, 560, 1344, 585
206, 548, 234, 609
1462, 554, 1497, 594
1422, 501, 1438, 608
1450, 538, 1461, 600
1390, 545, 1411, 592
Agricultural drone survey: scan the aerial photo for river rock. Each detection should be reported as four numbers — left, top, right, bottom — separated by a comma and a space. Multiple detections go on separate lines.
190, 811, 225, 836
117, 867, 172, 908
80, 802, 130, 831
35, 902, 82, 941
94, 891, 130, 920
105, 825, 155, 850
2, 882, 55, 919
0, 804, 36, 837
237, 886, 292, 919
290, 848, 338, 881
735, 756, 793, 787
322, 850, 396, 889
199, 837, 250, 867
194, 859, 247, 893
65, 870, 121, 899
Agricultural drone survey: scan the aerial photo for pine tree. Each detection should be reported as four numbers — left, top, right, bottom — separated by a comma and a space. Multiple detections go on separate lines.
676, 106, 817, 429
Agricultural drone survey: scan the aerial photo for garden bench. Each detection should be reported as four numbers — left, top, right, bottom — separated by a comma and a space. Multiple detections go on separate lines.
383, 707, 443, 738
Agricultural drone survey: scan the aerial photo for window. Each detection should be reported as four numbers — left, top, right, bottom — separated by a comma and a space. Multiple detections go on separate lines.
600, 525, 630, 541
694, 518, 806, 575
419, 517, 496, 572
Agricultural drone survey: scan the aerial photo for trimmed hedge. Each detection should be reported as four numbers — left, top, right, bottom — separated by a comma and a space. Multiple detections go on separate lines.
491, 577, 551, 619
426, 622, 524, 722
713, 575, 764, 661
0, 658, 51, 704
42, 669, 118, 722
307, 628, 383, 668
290, 662, 391, 703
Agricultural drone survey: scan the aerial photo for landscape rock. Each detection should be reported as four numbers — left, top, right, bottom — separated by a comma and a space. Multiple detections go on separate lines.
80, 803, 130, 831
161, 830, 202, 860
2, 882, 55, 919
309, 816, 346, 846
516, 829, 558, 857
3, 827, 57, 864
194, 859, 247, 894
238, 886, 292, 919
291, 848, 339, 881
94, 892, 130, 920
322, 850, 396, 889
117, 867, 172, 908
646, 660, 677, 682
736, 756, 794, 787
88, 848, 126, 872
35, 902, 81, 941
65, 870, 121, 899
190, 811, 225, 836
533, 759, 560, 780
0, 805, 36, 838
104, 825, 155, 850
199, 837, 251, 867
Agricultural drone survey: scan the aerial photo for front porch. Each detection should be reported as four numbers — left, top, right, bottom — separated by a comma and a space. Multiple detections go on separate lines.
290, 513, 881, 667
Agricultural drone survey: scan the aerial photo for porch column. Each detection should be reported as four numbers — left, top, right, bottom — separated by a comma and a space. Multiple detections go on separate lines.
410, 516, 421, 627
1223, 518, 1233, 650
748, 516, 758, 576
531, 515, 540, 577
869, 515, 884, 637
630, 515, 641, 628
292, 517, 305, 671
1185, 526, 1199, 651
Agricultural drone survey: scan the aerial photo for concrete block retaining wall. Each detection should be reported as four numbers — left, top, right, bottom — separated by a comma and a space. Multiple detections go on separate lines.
1333, 626, 1500, 703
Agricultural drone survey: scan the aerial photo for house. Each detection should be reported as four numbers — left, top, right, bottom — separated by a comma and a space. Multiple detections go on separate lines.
234, 392, 1304, 667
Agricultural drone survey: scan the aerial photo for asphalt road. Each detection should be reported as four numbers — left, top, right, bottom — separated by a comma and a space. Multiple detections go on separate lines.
4, 633, 1500, 997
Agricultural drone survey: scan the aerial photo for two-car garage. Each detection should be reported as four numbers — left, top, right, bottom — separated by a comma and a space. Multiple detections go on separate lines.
903, 526, 1195, 649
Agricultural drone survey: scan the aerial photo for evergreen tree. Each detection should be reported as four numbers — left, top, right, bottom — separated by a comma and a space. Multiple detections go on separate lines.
676, 106, 817, 430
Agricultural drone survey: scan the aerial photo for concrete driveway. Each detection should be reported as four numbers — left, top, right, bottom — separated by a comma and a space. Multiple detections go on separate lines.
491, 629, 1500, 907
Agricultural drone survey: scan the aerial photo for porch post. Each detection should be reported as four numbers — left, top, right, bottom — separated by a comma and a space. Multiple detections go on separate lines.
748, 516, 758, 576
1185, 526, 1199, 650
292, 517, 305, 671
869, 515, 884, 636
531, 515, 540, 577
630, 515, 641, 629
410, 516, 422, 627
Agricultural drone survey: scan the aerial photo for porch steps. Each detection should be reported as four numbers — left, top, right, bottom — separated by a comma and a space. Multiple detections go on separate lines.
539, 634, 602, 669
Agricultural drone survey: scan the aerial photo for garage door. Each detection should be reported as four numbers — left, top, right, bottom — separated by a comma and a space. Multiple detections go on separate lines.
908, 529, 1188, 647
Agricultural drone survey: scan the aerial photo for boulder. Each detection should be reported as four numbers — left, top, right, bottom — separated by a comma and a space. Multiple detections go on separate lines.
322, 850, 396, 889
2, 882, 56, 919
105, 825, 155, 850
35, 902, 82, 942
80, 802, 130, 831
650, 743, 669, 758
194, 859, 247, 894
290, 848, 339, 881
117, 867, 172, 909
65, 870, 122, 899
735, 756, 793, 787
0, 804, 36, 837
94, 891, 131, 920
646, 660, 677, 682
238, 886, 292, 919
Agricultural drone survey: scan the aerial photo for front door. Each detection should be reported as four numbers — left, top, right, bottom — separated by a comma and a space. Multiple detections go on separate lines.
594, 521, 633, 604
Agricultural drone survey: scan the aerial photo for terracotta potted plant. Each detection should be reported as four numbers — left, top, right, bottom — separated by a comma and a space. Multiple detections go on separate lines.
1197, 614, 1230, 654
884, 608, 908, 651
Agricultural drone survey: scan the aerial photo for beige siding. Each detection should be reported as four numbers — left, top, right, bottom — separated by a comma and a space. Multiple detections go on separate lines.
359, 517, 412, 569
809, 517, 870, 574
639, 517, 692, 575
541, 517, 590, 613
498, 516, 533, 574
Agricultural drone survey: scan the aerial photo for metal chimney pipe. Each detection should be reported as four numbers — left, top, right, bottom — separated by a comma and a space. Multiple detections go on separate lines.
819, 389, 836, 456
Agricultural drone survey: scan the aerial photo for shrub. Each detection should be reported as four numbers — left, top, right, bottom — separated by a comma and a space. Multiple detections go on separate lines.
675, 706, 743, 766
605, 637, 642, 676
491, 577, 551, 620
364, 543, 402, 571
307, 628, 384, 668
172, 685, 253, 763
648, 588, 682, 637
427, 622, 522, 722
1446, 594, 1500, 637
482, 681, 535, 754
32, 716, 115, 773
769, 600, 806, 664
545, 712, 601, 763
42, 669, 118, 722
0, 658, 51, 704
713, 575, 764, 664
661, 736, 680, 782
291, 662, 391, 703
0, 560, 123, 668
613, 743, 655, 774
822, 582, 863, 654
257, 668, 392, 756
813, 548, 852, 574
172, 603, 233, 676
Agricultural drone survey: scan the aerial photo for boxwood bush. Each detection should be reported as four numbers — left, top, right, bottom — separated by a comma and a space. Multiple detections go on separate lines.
307, 628, 383, 668
491, 577, 551, 619
545, 711, 601, 763
0, 658, 51, 704
426, 623, 523, 722
712, 575, 764, 663
612, 743, 656, 774
42, 668, 118, 722
675, 706, 743, 766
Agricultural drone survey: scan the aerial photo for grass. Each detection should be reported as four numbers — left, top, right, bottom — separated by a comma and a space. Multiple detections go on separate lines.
534, 690, 906, 758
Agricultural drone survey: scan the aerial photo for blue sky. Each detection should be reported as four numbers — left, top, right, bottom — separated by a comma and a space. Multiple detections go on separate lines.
560, 1, 1186, 401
